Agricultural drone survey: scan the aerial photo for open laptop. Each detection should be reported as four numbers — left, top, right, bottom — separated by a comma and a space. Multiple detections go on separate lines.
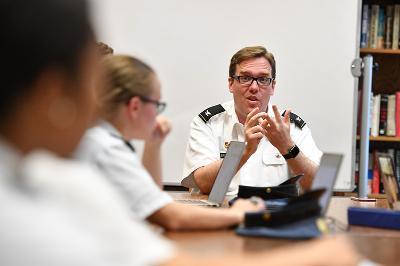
175, 141, 245, 207
266, 153, 343, 213
309, 153, 343, 215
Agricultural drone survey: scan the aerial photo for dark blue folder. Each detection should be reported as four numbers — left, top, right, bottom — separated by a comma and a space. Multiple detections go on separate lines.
236, 217, 322, 240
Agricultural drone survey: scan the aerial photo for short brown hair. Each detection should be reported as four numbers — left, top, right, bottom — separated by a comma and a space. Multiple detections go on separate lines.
100, 54, 156, 118
229, 46, 276, 79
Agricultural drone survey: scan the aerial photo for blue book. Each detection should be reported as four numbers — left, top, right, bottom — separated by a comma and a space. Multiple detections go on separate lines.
361, 4, 369, 48
348, 207, 400, 230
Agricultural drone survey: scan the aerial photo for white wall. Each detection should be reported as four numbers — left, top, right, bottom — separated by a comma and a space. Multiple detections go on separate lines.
91, 0, 360, 190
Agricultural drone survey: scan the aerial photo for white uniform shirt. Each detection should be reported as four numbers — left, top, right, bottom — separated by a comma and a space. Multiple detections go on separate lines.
0, 139, 173, 266
75, 121, 173, 220
182, 101, 323, 195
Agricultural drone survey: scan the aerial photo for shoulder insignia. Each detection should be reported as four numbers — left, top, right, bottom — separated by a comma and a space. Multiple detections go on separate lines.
198, 104, 225, 123
281, 110, 306, 129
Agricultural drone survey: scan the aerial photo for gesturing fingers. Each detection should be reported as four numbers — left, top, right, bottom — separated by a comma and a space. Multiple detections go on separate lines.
247, 124, 266, 135
262, 114, 277, 131
247, 112, 268, 128
272, 105, 282, 123
283, 109, 291, 125
245, 107, 259, 125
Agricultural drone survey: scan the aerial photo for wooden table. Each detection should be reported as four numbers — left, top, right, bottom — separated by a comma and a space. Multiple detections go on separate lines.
166, 192, 400, 266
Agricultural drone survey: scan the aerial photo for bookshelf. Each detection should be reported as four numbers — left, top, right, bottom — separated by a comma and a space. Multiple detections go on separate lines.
357, 0, 400, 196
360, 48, 400, 54
357, 136, 400, 142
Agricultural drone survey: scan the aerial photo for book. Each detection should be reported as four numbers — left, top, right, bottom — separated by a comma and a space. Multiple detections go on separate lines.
368, 152, 373, 194
396, 149, 400, 183
371, 94, 381, 137
386, 5, 394, 49
396, 92, 400, 136
361, 4, 370, 48
369, 5, 380, 48
372, 151, 380, 194
379, 94, 389, 136
377, 7, 385, 49
348, 207, 400, 230
387, 94, 396, 136
393, 5, 400, 49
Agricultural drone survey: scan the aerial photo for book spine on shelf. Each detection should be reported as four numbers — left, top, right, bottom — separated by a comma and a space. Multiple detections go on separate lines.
387, 94, 396, 136
379, 94, 388, 136
396, 149, 400, 183
386, 5, 394, 49
370, 5, 380, 48
396, 92, 400, 136
393, 5, 400, 49
377, 7, 385, 49
371, 94, 381, 137
372, 151, 380, 194
368, 152, 373, 194
361, 4, 370, 48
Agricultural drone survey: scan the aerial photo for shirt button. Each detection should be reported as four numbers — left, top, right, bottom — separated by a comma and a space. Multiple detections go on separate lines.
275, 154, 281, 158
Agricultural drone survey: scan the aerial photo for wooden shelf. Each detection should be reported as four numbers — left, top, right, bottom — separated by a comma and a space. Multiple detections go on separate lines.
334, 192, 387, 199
356, 136, 400, 142
360, 48, 400, 55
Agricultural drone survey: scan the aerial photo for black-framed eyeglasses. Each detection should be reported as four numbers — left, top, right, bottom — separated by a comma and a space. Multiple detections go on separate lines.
127, 95, 167, 114
139, 96, 167, 114
231, 75, 274, 87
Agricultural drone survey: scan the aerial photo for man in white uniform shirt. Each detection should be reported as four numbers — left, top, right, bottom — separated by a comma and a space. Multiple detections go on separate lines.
182, 46, 322, 195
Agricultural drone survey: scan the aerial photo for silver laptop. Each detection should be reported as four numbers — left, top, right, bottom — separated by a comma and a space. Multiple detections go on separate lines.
310, 153, 343, 215
176, 141, 245, 207
267, 153, 343, 212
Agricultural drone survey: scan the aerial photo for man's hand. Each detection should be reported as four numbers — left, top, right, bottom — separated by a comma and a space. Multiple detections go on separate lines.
229, 198, 265, 222
147, 116, 172, 146
261, 105, 294, 155
244, 107, 268, 157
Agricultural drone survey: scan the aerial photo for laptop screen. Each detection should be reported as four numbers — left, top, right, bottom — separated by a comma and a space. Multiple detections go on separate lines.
208, 141, 245, 204
310, 153, 343, 214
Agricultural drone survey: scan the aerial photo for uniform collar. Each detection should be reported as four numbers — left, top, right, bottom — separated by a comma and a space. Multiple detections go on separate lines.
98, 120, 136, 152
225, 101, 241, 126
98, 120, 122, 139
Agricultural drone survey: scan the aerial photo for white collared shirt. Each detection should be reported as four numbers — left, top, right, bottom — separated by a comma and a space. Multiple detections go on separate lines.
0, 139, 173, 266
75, 121, 173, 220
182, 101, 323, 195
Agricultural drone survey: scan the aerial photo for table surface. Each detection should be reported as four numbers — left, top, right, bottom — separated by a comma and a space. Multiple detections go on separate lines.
165, 192, 400, 266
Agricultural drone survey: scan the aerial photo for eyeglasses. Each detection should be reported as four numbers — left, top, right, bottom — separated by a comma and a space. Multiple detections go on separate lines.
126, 95, 167, 114
232, 75, 274, 87
139, 96, 167, 114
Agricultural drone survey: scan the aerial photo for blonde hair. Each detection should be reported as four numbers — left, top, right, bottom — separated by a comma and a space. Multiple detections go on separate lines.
100, 54, 156, 118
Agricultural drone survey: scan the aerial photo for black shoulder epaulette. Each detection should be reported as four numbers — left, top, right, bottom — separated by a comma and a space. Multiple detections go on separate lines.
198, 104, 225, 123
281, 110, 306, 129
